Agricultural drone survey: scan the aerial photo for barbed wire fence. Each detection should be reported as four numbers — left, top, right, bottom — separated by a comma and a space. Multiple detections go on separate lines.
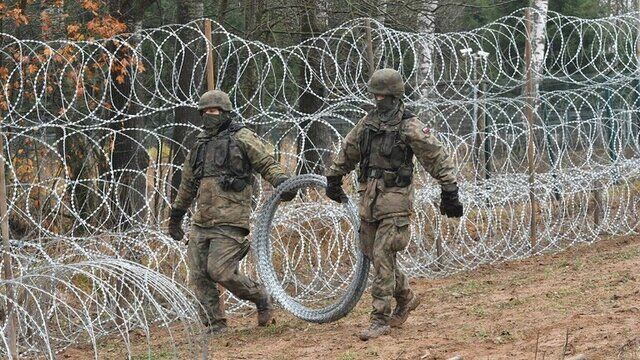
0, 7, 639, 358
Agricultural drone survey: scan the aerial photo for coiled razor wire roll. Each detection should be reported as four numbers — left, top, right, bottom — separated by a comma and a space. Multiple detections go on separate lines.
253, 174, 369, 323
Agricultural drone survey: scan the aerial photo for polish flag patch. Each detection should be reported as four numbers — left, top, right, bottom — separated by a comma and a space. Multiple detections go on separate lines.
422, 127, 431, 136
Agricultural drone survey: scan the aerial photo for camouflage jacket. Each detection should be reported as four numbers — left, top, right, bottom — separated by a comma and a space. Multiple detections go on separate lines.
172, 126, 288, 230
326, 107, 457, 221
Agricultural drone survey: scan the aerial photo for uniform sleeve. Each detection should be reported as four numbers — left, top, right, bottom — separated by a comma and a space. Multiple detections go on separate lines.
235, 128, 288, 185
403, 117, 457, 186
172, 151, 198, 211
325, 117, 365, 177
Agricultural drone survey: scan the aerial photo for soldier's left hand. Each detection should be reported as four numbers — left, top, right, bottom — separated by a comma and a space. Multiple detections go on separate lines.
275, 177, 297, 202
168, 222, 185, 241
280, 188, 298, 202
440, 185, 463, 218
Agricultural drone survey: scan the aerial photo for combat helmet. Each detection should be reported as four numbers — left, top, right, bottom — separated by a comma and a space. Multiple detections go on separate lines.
366, 68, 405, 97
198, 90, 233, 112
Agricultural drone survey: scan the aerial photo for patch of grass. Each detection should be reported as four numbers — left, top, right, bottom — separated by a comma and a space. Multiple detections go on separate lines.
445, 279, 490, 298
494, 329, 514, 344
365, 348, 380, 357
496, 297, 526, 310
351, 305, 370, 316
271, 355, 290, 360
467, 305, 487, 318
579, 278, 599, 292
617, 247, 640, 261
607, 271, 636, 288
462, 279, 484, 293
473, 327, 489, 339
543, 265, 555, 277
544, 287, 577, 300
233, 327, 254, 337
337, 350, 358, 360
131, 350, 174, 360
97, 341, 117, 351
260, 319, 307, 337
571, 258, 585, 271
72, 273, 93, 293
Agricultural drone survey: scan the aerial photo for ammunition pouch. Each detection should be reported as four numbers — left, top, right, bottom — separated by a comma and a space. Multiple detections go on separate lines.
218, 174, 249, 192
361, 166, 413, 188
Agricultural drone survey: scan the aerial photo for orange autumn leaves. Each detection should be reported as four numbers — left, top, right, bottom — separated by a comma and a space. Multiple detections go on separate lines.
0, 0, 146, 112
0, 3, 29, 27
0, 0, 129, 40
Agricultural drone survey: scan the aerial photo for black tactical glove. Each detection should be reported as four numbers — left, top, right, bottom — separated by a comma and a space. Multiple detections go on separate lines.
168, 208, 186, 241
440, 184, 463, 218
274, 177, 297, 202
325, 175, 348, 203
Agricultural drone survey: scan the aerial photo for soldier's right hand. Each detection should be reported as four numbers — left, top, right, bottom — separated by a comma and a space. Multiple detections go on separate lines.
439, 184, 463, 218
168, 208, 186, 241
325, 175, 348, 203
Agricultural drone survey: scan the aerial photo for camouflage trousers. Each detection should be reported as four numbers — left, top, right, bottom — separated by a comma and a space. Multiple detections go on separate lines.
187, 225, 268, 327
359, 216, 413, 325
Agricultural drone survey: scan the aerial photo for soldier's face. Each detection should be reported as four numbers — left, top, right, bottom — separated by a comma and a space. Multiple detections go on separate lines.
205, 108, 221, 115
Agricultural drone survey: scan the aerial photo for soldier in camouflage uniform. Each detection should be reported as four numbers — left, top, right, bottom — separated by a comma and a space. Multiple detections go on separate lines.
168, 90, 296, 335
324, 69, 463, 340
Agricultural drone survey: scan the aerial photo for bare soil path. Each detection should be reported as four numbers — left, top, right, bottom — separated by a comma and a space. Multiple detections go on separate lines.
63, 235, 640, 359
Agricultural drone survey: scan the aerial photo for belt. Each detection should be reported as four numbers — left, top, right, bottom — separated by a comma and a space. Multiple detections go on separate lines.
366, 167, 394, 179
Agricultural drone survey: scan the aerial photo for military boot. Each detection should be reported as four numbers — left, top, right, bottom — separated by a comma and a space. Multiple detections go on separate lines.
389, 292, 421, 327
256, 296, 275, 327
358, 323, 391, 341
207, 322, 228, 336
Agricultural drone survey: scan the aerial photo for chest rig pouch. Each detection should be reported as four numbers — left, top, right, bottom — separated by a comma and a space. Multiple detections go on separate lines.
190, 122, 252, 192
358, 110, 414, 187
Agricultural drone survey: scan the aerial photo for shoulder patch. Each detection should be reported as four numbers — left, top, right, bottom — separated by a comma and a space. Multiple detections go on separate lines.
422, 127, 431, 136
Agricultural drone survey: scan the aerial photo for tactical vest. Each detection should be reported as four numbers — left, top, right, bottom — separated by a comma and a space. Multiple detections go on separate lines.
357, 110, 414, 187
190, 122, 252, 192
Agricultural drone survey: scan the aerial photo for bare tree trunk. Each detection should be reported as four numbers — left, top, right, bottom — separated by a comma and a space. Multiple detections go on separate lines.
296, 0, 331, 175
531, 0, 548, 96
365, 0, 386, 70
242, 0, 259, 123
417, 1, 438, 99
524, 1, 548, 251
105, 0, 153, 230
169, 0, 205, 202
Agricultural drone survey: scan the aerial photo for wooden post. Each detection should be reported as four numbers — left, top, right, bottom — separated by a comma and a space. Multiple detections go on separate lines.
524, 8, 538, 252
593, 186, 602, 227
203, 18, 225, 316
204, 19, 216, 90
0, 131, 18, 359
364, 19, 375, 78
480, 78, 492, 180
472, 57, 486, 182
436, 231, 444, 271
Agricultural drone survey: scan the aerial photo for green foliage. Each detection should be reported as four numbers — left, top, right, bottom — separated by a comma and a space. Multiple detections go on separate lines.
459, 0, 524, 32
550, 0, 607, 18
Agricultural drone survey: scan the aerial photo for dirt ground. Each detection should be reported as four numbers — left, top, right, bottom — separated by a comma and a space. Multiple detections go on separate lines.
64, 234, 640, 359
